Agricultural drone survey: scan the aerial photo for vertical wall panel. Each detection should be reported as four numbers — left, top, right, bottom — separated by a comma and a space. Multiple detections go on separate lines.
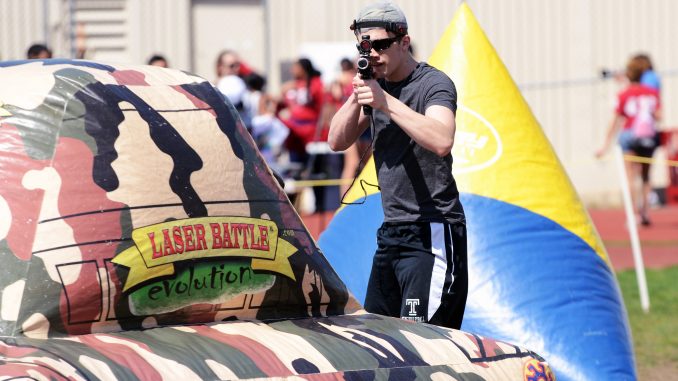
129, 0, 190, 69
0, 0, 46, 60
189, 0, 264, 81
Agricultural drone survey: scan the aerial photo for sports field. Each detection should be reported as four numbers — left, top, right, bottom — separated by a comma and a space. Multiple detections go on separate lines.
617, 266, 678, 380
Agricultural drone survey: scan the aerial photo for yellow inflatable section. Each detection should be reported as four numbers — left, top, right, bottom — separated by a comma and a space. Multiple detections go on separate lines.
432, 4, 607, 263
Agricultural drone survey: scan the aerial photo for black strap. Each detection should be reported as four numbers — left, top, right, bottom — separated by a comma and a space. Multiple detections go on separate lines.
350, 20, 408, 35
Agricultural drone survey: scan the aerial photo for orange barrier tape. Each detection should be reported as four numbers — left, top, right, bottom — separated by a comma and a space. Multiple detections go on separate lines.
623, 154, 678, 167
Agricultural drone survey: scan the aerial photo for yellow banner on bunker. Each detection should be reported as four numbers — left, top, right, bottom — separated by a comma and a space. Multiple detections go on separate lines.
113, 216, 297, 291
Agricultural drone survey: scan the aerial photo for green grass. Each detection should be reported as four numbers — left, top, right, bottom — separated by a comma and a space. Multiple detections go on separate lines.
617, 266, 678, 375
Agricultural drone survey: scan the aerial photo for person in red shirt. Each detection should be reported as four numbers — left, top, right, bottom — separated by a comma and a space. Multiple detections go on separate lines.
596, 56, 661, 226
279, 58, 325, 165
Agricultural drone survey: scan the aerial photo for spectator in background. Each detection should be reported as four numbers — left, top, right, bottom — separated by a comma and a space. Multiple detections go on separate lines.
323, 80, 347, 125
215, 50, 248, 114
310, 79, 348, 212
277, 58, 327, 212
148, 54, 168, 67
338, 58, 357, 100
246, 73, 289, 170
27, 44, 52, 59
634, 53, 660, 91
596, 55, 661, 226
243, 73, 267, 119
279, 58, 324, 166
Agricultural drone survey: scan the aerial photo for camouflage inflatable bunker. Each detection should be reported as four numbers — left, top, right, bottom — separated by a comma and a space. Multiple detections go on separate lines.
0, 60, 554, 380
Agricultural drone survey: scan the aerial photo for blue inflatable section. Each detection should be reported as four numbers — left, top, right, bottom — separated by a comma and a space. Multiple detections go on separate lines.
319, 194, 382, 304
319, 192, 635, 381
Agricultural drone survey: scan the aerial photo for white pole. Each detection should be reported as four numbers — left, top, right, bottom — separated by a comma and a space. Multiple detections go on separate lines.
68, 0, 76, 59
43, 0, 50, 45
613, 146, 650, 313
263, 0, 272, 82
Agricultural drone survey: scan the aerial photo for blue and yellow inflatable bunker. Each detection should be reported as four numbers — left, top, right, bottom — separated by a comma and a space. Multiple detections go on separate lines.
320, 4, 635, 381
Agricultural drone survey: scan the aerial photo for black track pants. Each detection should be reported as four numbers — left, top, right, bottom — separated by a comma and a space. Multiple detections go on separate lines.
364, 221, 468, 329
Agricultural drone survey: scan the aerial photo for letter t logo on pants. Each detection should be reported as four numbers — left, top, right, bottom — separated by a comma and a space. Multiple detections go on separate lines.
406, 299, 420, 316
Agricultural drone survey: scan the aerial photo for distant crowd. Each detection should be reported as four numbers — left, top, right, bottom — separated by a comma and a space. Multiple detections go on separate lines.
211, 50, 364, 213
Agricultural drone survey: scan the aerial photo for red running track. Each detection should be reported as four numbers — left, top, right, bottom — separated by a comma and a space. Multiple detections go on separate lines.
589, 205, 678, 271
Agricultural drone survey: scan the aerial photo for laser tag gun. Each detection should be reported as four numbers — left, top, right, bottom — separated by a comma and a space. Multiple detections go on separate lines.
356, 35, 374, 115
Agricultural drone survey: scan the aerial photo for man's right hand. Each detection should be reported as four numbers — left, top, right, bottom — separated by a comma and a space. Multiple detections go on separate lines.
328, 85, 370, 152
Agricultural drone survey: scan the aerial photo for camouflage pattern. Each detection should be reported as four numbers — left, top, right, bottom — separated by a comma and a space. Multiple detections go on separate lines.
0, 59, 358, 337
0, 60, 554, 380
0, 313, 554, 380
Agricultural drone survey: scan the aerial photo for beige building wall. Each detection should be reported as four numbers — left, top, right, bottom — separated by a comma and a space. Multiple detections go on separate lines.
0, 0, 43, 60
2, 0, 676, 205
127, 0, 191, 69
190, 0, 265, 82
0, 0, 67, 60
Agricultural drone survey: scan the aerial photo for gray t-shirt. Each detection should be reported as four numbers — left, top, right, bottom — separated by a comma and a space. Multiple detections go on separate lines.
373, 62, 464, 224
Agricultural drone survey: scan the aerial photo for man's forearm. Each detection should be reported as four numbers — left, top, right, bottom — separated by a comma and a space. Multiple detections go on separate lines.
329, 93, 368, 152
383, 94, 455, 157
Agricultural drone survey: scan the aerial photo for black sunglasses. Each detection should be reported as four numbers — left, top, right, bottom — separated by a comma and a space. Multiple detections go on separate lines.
371, 36, 402, 52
